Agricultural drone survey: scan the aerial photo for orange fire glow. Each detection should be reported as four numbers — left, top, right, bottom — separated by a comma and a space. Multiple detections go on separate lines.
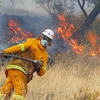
8, 19, 33, 43
57, 14, 100, 56
87, 31, 98, 56
57, 14, 75, 40
57, 14, 85, 55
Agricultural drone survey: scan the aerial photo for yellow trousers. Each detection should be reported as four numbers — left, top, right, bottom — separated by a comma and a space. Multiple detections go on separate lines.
0, 69, 27, 100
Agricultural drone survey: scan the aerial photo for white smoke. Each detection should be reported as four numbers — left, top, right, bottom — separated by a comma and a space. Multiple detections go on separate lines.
0, 0, 48, 16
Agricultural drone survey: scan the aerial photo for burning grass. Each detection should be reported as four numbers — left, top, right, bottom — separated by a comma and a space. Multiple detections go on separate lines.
57, 14, 100, 56
8, 19, 33, 43
1, 51, 100, 100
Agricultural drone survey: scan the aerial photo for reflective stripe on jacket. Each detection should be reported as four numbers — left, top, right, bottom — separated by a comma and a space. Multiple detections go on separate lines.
12, 94, 25, 100
4, 38, 48, 80
6, 65, 27, 75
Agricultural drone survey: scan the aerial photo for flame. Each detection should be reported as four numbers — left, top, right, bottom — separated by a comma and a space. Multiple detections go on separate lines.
87, 31, 98, 49
87, 31, 98, 56
68, 39, 85, 55
97, 47, 100, 54
57, 14, 100, 56
57, 14, 75, 40
8, 17, 100, 57
57, 14, 85, 55
89, 49, 97, 56
8, 19, 33, 43
58, 53, 61, 57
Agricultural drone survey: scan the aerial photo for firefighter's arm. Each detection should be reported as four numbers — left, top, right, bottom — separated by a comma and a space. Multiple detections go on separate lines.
37, 59, 47, 76
4, 39, 32, 54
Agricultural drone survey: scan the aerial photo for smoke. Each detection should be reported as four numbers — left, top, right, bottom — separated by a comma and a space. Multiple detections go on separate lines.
0, 10, 69, 55
1, 0, 48, 16
0, 7, 37, 16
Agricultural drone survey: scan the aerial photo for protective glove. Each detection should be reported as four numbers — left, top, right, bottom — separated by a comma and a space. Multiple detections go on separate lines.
0, 50, 4, 58
34, 61, 44, 72
27, 61, 44, 82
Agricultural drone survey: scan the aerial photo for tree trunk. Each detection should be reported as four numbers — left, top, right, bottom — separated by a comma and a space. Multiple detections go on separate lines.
71, 0, 100, 41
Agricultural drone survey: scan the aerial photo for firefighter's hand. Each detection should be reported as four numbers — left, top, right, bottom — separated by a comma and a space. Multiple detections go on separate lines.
34, 61, 44, 72
0, 50, 4, 58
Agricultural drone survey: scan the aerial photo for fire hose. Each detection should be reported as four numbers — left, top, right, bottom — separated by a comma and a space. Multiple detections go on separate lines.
3, 54, 38, 64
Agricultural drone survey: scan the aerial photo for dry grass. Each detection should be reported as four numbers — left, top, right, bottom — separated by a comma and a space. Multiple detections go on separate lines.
1, 51, 100, 100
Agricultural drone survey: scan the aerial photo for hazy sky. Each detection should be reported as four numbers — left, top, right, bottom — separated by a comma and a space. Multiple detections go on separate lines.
0, 0, 97, 16
1, 0, 48, 15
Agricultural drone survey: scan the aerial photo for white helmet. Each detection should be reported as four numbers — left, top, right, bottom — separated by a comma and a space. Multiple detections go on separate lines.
42, 29, 54, 40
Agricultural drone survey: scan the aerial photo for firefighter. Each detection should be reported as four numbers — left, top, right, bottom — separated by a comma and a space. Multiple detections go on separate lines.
0, 29, 54, 100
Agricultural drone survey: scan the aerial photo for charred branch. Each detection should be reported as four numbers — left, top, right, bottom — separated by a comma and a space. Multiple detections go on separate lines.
77, 0, 88, 19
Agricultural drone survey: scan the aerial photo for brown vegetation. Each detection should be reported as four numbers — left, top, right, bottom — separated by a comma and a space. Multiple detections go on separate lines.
1, 51, 100, 100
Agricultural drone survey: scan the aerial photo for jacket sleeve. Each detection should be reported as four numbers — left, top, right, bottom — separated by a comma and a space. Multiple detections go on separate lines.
37, 54, 48, 76
4, 38, 32, 54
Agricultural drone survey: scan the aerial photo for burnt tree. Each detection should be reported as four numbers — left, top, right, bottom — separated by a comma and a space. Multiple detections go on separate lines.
71, 0, 100, 41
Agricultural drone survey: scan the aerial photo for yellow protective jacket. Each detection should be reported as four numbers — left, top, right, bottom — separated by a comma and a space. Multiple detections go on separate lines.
4, 38, 48, 82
